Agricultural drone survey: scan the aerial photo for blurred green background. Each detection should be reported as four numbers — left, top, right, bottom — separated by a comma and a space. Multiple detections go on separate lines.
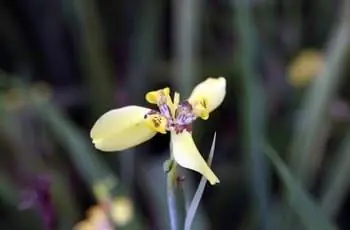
0, 0, 350, 229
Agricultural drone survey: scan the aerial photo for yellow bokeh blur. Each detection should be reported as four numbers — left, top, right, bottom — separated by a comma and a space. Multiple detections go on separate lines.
287, 49, 324, 88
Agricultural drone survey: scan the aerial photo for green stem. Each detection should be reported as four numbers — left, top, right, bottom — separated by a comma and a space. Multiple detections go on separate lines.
320, 128, 350, 216
166, 160, 186, 230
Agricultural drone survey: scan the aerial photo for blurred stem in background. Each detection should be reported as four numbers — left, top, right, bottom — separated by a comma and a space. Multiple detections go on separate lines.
62, 0, 115, 117
172, 0, 202, 95
288, 0, 350, 188
264, 144, 337, 230
282, 0, 302, 53
126, 0, 164, 101
234, 0, 271, 230
121, 0, 164, 192
171, 0, 209, 229
320, 128, 350, 217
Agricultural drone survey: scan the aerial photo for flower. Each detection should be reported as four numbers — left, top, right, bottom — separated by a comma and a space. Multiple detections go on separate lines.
18, 175, 57, 230
73, 205, 114, 230
90, 77, 226, 185
110, 197, 134, 226
287, 49, 324, 88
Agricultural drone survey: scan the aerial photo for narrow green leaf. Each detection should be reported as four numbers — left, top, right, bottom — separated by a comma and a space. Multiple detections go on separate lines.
173, 0, 203, 95
30, 97, 144, 230
63, 0, 115, 116
184, 132, 216, 230
234, 0, 272, 228
264, 144, 337, 230
320, 129, 350, 216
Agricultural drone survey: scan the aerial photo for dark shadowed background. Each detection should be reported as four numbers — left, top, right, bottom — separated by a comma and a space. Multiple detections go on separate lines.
0, 0, 350, 229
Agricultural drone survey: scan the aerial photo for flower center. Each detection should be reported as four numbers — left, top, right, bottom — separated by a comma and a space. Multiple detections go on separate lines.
144, 89, 198, 134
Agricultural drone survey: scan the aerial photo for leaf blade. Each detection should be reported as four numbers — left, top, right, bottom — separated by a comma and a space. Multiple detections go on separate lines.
184, 132, 216, 230
264, 144, 337, 230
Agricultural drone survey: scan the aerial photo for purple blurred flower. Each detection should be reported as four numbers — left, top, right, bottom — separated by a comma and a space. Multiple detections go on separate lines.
19, 175, 57, 230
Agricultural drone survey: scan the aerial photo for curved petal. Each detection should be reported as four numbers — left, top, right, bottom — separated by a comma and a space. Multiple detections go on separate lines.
170, 131, 220, 185
145, 87, 170, 105
90, 106, 156, 151
188, 77, 226, 114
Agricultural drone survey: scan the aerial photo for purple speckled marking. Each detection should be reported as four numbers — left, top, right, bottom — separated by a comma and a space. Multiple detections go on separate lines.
175, 101, 197, 126
159, 104, 173, 121
19, 175, 57, 230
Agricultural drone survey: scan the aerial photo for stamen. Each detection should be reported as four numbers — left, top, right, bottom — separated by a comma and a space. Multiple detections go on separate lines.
145, 90, 202, 135
157, 90, 174, 125
159, 104, 172, 120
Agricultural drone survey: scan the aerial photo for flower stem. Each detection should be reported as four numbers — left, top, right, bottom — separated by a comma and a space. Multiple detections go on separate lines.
166, 160, 186, 230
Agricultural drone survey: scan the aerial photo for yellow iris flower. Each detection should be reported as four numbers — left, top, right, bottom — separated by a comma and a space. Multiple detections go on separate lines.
90, 77, 226, 185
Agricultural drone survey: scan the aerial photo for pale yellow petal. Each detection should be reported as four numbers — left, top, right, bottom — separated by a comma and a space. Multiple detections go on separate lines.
188, 77, 226, 113
90, 106, 156, 151
192, 102, 209, 120
170, 131, 220, 185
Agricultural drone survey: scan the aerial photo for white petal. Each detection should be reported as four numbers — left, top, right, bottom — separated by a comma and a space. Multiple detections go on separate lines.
171, 131, 219, 185
90, 106, 156, 151
188, 77, 226, 113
